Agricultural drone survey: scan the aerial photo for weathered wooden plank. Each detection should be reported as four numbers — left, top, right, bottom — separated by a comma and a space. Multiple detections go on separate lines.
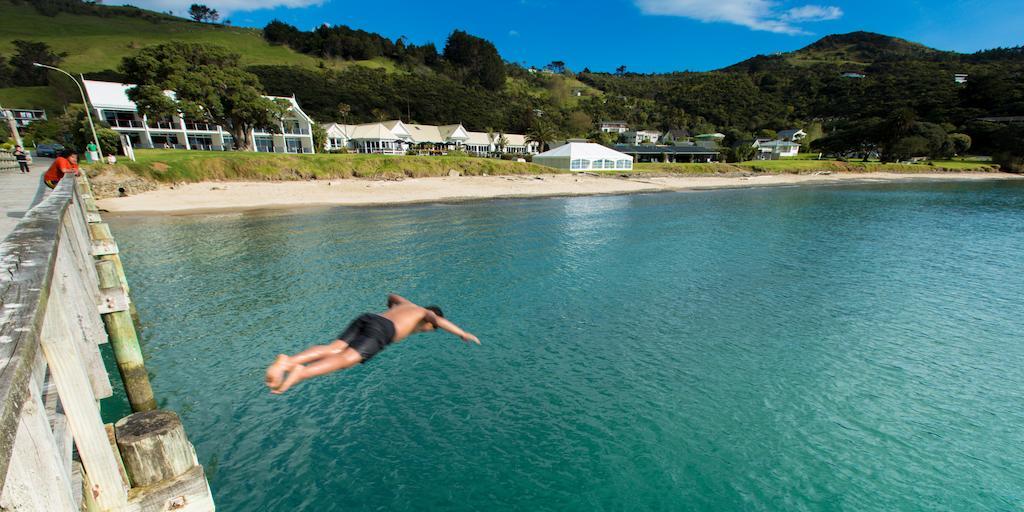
0, 381, 78, 511
51, 412, 72, 478
0, 177, 74, 491
53, 234, 112, 399
64, 207, 109, 345
39, 277, 128, 511
105, 423, 131, 490
124, 465, 215, 512
97, 287, 130, 314
64, 205, 103, 306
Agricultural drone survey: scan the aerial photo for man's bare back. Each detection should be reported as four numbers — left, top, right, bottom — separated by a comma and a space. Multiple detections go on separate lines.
265, 294, 479, 394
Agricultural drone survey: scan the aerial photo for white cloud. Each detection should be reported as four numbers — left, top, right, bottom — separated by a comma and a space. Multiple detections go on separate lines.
634, 0, 842, 35
781, 5, 842, 22
509, 29, 520, 36
118, 0, 323, 17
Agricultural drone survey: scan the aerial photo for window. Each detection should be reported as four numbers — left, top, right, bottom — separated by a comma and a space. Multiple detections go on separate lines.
616, 159, 631, 169
571, 159, 590, 170
593, 159, 614, 169
255, 136, 274, 153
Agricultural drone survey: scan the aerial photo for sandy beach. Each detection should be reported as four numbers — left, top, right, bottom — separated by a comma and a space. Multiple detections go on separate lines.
96, 172, 1023, 214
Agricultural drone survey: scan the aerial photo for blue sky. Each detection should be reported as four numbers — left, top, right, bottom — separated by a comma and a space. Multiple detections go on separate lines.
126, 0, 1024, 72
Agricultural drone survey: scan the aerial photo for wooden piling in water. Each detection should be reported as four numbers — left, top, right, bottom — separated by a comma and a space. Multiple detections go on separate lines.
96, 260, 157, 413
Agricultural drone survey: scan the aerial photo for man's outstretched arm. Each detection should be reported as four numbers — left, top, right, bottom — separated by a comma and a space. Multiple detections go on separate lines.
424, 310, 480, 344
387, 293, 413, 308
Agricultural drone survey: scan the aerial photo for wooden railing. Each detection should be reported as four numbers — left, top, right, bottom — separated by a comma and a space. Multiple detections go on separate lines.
0, 149, 17, 172
0, 176, 215, 511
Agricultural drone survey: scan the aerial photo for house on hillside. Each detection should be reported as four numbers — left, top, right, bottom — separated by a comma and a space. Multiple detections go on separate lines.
2, 108, 47, 128
694, 133, 726, 149
777, 129, 806, 142
752, 139, 800, 159
954, 73, 968, 84
599, 120, 629, 134
976, 115, 1024, 124
621, 129, 662, 145
841, 72, 866, 79
83, 79, 316, 153
660, 129, 691, 144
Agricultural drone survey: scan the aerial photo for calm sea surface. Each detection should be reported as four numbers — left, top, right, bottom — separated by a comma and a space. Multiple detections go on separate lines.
103, 181, 1024, 511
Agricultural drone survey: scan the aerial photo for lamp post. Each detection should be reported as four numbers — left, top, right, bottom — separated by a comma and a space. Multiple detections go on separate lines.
33, 62, 103, 159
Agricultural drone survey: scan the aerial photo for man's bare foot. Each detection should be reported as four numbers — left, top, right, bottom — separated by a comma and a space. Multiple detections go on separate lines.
271, 365, 307, 394
265, 355, 292, 389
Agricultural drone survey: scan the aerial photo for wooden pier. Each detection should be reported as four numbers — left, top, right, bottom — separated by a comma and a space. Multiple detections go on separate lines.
0, 175, 214, 511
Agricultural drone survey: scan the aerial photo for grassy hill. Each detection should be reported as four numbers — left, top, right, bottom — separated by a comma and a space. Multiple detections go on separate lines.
723, 31, 957, 71
0, 0, 344, 74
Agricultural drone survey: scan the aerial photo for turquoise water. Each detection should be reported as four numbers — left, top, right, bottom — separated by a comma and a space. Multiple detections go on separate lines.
105, 181, 1024, 511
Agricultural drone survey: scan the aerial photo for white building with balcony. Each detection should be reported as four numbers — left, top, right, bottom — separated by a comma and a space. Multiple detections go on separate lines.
621, 129, 662, 144
322, 120, 537, 156
3, 108, 47, 128
83, 79, 316, 153
599, 120, 629, 134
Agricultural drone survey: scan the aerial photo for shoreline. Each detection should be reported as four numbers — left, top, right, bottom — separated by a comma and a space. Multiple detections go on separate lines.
96, 172, 1024, 216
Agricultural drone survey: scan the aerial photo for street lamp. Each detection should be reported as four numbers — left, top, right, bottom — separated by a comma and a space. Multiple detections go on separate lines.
33, 62, 103, 159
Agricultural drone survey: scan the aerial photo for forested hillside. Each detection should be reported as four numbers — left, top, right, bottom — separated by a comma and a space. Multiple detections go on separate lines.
0, 0, 1021, 165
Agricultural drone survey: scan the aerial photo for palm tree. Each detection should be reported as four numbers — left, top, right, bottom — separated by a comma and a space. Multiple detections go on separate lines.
526, 121, 557, 153
337, 102, 352, 145
485, 127, 496, 155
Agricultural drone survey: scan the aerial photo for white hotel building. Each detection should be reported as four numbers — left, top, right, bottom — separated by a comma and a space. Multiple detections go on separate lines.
83, 79, 316, 153
323, 120, 537, 156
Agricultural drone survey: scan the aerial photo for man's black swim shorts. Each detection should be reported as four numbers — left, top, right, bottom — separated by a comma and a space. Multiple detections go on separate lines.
338, 313, 397, 363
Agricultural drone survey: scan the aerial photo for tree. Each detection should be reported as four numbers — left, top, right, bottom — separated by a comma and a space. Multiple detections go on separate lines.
946, 133, 971, 155
545, 61, 566, 74
188, 4, 218, 22
727, 143, 756, 162
442, 30, 506, 91
615, 65, 627, 76
526, 120, 557, 153
312, 122, 327, 152
888, 136, 930, 160
9, 40, 66, 86
121, 43, 289, 152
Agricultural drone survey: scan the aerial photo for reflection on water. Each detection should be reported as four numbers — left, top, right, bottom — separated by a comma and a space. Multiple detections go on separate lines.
107, 181, 1024, 511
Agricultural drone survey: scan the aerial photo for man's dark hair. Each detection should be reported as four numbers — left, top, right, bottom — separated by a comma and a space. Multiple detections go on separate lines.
426, 305, 444, 318
60, 149, 74, 158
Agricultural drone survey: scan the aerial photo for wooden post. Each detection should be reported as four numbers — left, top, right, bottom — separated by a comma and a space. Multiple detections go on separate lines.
115, 411, 198, 488
96, 260, 157, 413
89, 222, 141, 324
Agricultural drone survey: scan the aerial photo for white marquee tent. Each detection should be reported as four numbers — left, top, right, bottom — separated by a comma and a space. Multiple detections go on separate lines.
532, 142, 633, 171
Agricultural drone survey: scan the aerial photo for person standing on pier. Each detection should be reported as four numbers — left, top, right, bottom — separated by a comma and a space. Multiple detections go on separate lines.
265, 294, 480, 394
13, 145, 31, 173
43, 150, 79, 188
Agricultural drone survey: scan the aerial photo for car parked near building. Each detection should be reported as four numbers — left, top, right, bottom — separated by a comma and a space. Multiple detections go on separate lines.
35, 143, 65, 158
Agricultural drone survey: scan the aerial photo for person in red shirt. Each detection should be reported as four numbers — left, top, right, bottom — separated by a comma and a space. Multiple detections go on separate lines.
44, 150, 80, 189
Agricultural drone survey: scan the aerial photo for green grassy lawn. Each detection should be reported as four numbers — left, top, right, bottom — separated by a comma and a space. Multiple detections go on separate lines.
0, 85, 66, 111
738, 159, 997, 173
0, 0, 352, 73
89, 149, 559, 183
631, 159, 999, 175
630, 163, 745, 175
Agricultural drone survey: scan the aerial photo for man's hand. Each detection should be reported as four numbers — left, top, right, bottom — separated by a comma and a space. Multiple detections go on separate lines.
461, 333, 481, 345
